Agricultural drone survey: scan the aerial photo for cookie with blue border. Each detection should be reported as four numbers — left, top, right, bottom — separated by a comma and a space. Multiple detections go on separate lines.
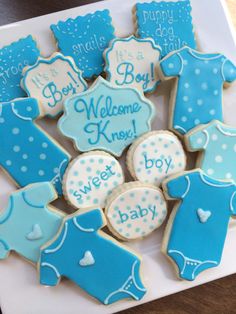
50, 10, 115, 79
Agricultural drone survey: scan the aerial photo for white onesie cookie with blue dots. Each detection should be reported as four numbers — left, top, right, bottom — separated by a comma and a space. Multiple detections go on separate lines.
105, 181, 167, 240
127, 131, 186, 186
63, 151, 125, 209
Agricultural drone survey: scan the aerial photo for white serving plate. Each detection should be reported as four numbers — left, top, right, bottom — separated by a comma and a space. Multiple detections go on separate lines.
1, 0, 236, 313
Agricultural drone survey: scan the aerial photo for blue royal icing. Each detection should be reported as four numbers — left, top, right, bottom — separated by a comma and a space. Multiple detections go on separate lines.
58, 76, 155, 156
50, 10, 115, 79
0, 98, 71, 195
104, 36, 162, 93
0, 35, 40, 102
135, 0, 196, 57
0, 182, 64, 263
22, 53, 87, 118
39, 208, 146, 305
162, 169, 236, 281
159, 47, 236, 135
185, 120, 236, 182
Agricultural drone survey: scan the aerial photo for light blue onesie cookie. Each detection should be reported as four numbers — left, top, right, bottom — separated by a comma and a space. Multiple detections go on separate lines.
159, 47, 236, 135
39, 208, 146, 305
163, 170, 236, 281
0, 182, 64, 263
0, 98, 70, 195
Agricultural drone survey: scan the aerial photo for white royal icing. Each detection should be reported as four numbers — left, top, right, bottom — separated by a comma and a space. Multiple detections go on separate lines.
64, 152, 124, 208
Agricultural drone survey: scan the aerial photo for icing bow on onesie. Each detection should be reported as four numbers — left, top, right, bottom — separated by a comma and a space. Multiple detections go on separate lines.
39, 208, 147, 305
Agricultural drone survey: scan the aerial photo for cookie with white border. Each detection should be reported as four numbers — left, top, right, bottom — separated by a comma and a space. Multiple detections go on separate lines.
104, 35, 161, 93
21, 53, 87, 118
105, 181, 167, 241
127, 131, 186, 186
63, 151, 124, 209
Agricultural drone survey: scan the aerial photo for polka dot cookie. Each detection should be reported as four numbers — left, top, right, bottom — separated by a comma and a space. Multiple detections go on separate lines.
63, 151, 124, 209
105, 181, 167, 240
127, 131, 186, 186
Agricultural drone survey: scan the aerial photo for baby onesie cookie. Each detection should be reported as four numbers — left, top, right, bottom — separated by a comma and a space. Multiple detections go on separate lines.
0, 182, 64, 263
162, 169, 236, 281
104, 36, 161, 93
158, 47, 236, 136
63, 151, 124, 209
0, 35, 40, 102
185, 120, 236, 181
50, 10, 115, 79
105, 182, 167, 241
0, 97, 70, 195
39, 208, 147, 304
127, 131, 186, 186
58, 76, 155, 156
134, 0, 196, 57
21, 53, 87, 118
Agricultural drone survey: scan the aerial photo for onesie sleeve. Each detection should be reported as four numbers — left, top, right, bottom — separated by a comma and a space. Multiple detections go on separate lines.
159, 51, 183, 78
0, 239, 10, 259
75, 208, 105, 231
13, 98, 40, 120
230, 188, 236, 216
163, 174, 190, 200
39, 262, 60, 286
185, 124, 210, 151
222, 58, 236, 83
22, 182, 56, 208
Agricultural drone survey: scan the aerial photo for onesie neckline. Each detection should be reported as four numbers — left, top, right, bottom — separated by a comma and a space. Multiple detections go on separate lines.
188, 48, 222, 61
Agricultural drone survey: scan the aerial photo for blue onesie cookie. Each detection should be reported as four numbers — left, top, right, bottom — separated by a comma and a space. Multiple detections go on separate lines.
159, 47, 236, 135
39, 208, 147, 304
135, 0, 196, 57
0, 182, 64, 263
0, 98, 70, 195
50, 10, 115, 78
0, 36, 40, 102
162, 169, 236, 281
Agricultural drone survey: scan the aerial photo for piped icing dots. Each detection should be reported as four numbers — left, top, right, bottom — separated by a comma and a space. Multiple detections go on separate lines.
105, 182, 167, 240
63, 151, 124, 208
127, 131, 186, 186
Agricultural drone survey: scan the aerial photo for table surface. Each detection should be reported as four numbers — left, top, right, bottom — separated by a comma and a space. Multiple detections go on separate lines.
0, 0, 236, 313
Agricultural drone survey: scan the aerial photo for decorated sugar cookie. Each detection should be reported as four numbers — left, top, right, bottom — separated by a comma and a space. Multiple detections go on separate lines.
105, 182, 167, 240
127, 131, 186, 186
58, 76, 155, 156
0, 182, 64, 263
158, 47, 236, 136
0, 98, 70, 195
162, 169, 236, 281
104, 36, 161, 93
21, 53, 87, 118
134, 0, 196, 57
185, 120, 236, 181
63, 151, 124, 208
39, 208, 147, 304
50, 10, 115, 78
0, 35, 40, 102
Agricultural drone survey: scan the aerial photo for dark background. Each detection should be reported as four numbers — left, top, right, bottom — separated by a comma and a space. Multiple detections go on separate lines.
0, 0, 236, 313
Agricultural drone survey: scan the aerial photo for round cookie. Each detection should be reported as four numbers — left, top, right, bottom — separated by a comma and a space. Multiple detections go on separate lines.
127, 131, 186, 186
63, 151, 124, 209
105, 181, 167, 241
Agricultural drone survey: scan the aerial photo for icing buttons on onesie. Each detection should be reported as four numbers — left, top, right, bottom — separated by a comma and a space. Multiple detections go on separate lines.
105, 181, 167, 240
0, 182, 64, 263
104, 36, 161, 93
185, 120, 236, 181
58, 76, 155, 156
50, 10, 115, 79
39, 208, 147, 305
127, 131, 186, 186
63, 151, 124, 209
134, 0, 196, 57
158, 46, 236, 136
21, 53, 87, 118
0, 97, 70, 195
162, 169, 236, 281
0, 35, 40, 102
